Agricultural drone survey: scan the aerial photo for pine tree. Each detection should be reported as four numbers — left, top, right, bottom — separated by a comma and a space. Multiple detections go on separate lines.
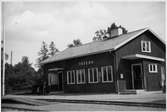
93, 23, 128, 41
38, 41, 49, 64
67, 39, 82, 48
48, 41, 59, 57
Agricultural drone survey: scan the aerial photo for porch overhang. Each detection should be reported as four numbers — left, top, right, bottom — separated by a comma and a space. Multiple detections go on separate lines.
122, 54, 165, 62
48, 68, 64, 72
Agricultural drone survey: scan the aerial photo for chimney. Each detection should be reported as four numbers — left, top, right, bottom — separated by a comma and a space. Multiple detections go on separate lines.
110, 27, 123, 38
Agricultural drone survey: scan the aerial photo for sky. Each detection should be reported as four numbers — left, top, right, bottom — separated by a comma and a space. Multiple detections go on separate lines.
3, 1, 165, 70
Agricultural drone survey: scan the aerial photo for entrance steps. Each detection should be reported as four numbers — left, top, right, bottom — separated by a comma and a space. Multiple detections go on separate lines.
136, 89, 146, 94
119, 90, 137, 94
119, 89, 157, 94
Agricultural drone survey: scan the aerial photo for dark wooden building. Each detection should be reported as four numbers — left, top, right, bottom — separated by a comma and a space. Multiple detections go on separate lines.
41, 28, 166, 94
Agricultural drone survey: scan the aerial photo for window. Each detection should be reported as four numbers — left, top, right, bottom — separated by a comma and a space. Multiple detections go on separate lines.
101, 66, 113, 82
48, 73, 58, 85
141, 41, 151, 52
76, 69, 85, 84
88, 67, 98, 83
67, 70, 75, 84
148, 64, 158, 73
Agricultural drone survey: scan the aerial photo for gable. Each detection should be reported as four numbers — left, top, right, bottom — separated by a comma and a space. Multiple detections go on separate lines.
114, 28, 165, 51
115, 30, 165, 60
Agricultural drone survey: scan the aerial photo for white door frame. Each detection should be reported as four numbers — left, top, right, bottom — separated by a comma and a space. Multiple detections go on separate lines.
131, 63, 143, 89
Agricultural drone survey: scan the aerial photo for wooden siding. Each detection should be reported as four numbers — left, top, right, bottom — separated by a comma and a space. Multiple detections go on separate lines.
143, 60, 163, 91
44, 52, 117, 93
115, 31, 165, 91
116, 31, 165, 70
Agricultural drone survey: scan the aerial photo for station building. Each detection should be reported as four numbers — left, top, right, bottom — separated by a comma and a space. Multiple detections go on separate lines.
41, 28, 166, 93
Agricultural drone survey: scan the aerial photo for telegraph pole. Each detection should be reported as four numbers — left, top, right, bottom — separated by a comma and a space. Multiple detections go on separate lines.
2, 2, 5, 96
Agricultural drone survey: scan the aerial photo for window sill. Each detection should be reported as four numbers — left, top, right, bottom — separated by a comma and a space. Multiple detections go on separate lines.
67, 83, 75, 85
77, 82, 86, 84
141, 51, 151, 53
88, 81, 98, 83
149, 71, 158, 73
102, 81, 113, 83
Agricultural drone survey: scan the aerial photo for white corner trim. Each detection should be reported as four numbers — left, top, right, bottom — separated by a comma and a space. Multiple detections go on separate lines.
114, 28, 148, 50
136, 54, 165, 62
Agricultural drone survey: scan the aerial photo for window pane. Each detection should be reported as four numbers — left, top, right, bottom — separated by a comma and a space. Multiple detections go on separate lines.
108, 66, 112, 81
89, 69, 93, 82
78, 71, 81, 83
143, 42, 146, 51
146, 42, 149, 51
69, 72, 71, 83
151, 65, 153, 71
103, 67, 107, 81
153, 65, 156, 71
82, 70, 85, 82
71, 71, 74, 83
94, 68, 97, 82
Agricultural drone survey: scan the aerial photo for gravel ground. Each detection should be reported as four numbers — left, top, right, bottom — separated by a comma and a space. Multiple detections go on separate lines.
2, 103, 166, 111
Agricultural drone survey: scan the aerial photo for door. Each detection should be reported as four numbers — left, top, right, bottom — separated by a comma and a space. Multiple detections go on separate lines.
58, 71, 63, 91
132, 64, 143, 89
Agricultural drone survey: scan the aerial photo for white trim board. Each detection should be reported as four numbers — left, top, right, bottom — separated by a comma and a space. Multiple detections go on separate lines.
48, 68, 64, 71
123, 54, 165, 62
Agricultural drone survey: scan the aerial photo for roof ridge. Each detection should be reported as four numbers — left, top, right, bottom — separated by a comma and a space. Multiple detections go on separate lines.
60, 28, 147, 53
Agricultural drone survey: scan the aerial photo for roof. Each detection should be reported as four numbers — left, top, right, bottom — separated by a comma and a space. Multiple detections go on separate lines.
41, 28, 165, 64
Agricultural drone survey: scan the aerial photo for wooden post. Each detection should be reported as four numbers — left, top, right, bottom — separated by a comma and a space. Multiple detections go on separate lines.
2, 4, 5, 96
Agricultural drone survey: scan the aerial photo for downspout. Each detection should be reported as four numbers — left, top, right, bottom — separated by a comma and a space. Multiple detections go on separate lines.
113, 51, 119, 93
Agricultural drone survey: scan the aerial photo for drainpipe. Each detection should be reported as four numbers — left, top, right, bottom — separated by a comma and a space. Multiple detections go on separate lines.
113, 51, 119, 93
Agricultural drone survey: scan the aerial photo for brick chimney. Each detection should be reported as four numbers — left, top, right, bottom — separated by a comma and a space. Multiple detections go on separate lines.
110, 27, 123, 38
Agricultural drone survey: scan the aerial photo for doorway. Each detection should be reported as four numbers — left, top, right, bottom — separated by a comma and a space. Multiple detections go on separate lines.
131, 64, 143, 89
58, 71, 63, 91
48, 71, 63, 91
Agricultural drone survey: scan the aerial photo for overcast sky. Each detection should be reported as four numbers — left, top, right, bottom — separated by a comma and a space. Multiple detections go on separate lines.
3, 1, 165, 70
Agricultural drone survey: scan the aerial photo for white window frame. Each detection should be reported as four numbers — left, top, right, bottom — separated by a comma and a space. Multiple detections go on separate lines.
101, 66, 113, 83
67, 70, 75, 84
76, 69, 86, 84
141, 40, 151, 53
88, 67, 98, 83
148, 64, 158, 73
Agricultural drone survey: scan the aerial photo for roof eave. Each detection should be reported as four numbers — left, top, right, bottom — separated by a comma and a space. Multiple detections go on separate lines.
41, 48, 115, 65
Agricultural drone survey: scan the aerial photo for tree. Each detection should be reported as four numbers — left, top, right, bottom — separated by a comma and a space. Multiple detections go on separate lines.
68, 39, 82, 48
68, 44, 74, 48
5, 56, 37, 94
5, 53, 9, 61
38, 41, 49, 66
48, 41, 59, 57
107, 22, 118, 34
93, 23, 128, 41
22, 56, 30, 65
93, 29, 108, 41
